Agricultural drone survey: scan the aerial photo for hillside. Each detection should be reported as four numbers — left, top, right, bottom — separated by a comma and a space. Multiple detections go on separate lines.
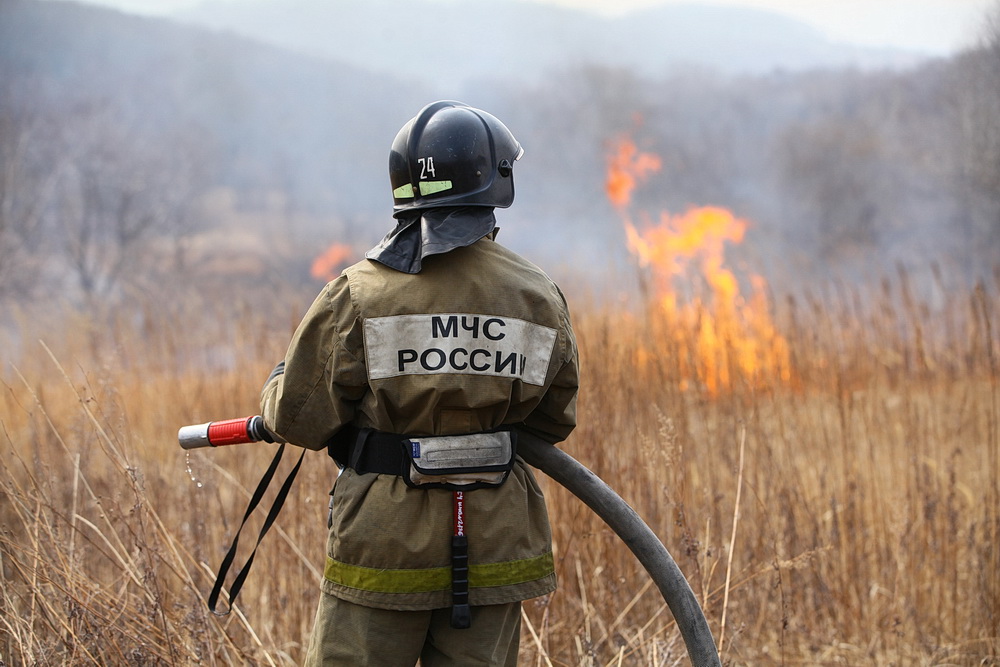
0, 0, 431, 217
1, 0, 997, 306
175, 0, 926, 89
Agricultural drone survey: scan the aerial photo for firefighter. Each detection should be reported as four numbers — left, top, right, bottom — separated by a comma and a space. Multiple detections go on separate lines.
260, 100, 579, 666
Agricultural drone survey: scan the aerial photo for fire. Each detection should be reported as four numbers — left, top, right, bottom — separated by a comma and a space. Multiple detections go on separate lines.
606, 138, 792, 394
605, 140, 662, 209
310, 243, 354, 282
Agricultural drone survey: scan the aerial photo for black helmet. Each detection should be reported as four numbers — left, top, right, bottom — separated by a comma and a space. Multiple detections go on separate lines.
389, 100, 523, 217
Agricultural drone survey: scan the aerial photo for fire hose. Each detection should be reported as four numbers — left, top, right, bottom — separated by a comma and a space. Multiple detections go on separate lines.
516, 430, 720, 667
179, 417, 721, 667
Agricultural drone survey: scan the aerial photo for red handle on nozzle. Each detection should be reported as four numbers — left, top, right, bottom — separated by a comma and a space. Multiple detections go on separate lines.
207, 417, 256, 446
178, 416, 269, 449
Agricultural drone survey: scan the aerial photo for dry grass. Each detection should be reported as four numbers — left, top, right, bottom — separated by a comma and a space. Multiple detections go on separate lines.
1, 270, 998, 666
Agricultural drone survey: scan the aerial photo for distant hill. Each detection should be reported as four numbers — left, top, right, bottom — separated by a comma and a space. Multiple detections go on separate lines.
174, 0, 927, 92
0, 0, 434, 219
3, 0, 994, 293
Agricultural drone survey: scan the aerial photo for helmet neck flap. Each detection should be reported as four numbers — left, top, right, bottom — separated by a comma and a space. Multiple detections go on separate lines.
365, 206, 497, 274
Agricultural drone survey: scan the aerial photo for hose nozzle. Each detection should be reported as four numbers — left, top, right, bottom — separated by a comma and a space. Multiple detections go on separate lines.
178, 415, 271, 449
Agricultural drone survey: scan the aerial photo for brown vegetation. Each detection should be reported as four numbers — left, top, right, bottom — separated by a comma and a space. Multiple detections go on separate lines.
1, 267, 997, 666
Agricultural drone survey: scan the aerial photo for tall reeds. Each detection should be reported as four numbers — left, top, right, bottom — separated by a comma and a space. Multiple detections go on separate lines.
1, 270, 997, 665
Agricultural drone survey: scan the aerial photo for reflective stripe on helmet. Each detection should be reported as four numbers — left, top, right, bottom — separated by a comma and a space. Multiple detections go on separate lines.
393, 183, 415, 198
419, 180, 453, 196
392, 181, 455, 199
323, 552, 554, 593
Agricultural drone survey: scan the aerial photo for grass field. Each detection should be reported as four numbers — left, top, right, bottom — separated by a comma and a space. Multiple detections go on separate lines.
1, 267, 998, 665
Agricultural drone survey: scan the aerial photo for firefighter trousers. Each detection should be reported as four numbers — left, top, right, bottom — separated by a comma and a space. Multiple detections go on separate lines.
302, 592, 521, 666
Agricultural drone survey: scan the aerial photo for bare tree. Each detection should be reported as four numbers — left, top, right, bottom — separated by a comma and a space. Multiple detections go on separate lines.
946, 0, 1000, 275
47, 103, 211, 307
777, 117, 886, 264
0, 75, 59, 300
974, 2, 1000, 230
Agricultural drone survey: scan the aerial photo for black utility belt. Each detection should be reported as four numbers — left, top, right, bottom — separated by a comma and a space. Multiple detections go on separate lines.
348, 428, 517, 491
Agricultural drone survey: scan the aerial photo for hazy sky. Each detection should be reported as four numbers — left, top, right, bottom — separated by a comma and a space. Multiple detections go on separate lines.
75, 0, 997, 54
566, 0, 997, 53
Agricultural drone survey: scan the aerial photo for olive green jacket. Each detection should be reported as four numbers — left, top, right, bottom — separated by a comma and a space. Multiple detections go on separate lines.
261, 237, 579, 610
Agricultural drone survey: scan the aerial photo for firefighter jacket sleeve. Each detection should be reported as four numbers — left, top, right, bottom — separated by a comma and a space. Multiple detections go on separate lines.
260, 275, 367, 450
517, 283, 578, 444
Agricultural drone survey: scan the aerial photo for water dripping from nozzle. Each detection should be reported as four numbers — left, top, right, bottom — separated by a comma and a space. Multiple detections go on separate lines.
185, 451, 204, 488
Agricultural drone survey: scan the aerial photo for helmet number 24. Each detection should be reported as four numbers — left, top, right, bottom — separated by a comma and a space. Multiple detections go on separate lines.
418, 157, 436, 179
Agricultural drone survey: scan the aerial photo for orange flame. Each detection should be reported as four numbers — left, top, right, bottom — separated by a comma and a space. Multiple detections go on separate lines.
605, 140, 662, 209
310, 243, 354, 282
607, 137, 792, 395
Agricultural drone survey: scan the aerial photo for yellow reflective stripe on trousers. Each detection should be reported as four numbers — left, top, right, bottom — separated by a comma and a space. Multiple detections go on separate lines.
324, 552, 554, 593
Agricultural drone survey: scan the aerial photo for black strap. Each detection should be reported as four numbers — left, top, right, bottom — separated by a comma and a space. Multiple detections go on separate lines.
207, 443, 305, 615
348, 428, 408, 475
450, 490, 471, 629
450, 534, 471, 628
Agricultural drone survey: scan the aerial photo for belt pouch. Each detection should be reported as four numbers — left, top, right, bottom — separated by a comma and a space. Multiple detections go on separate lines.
402, 431, 516, 490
